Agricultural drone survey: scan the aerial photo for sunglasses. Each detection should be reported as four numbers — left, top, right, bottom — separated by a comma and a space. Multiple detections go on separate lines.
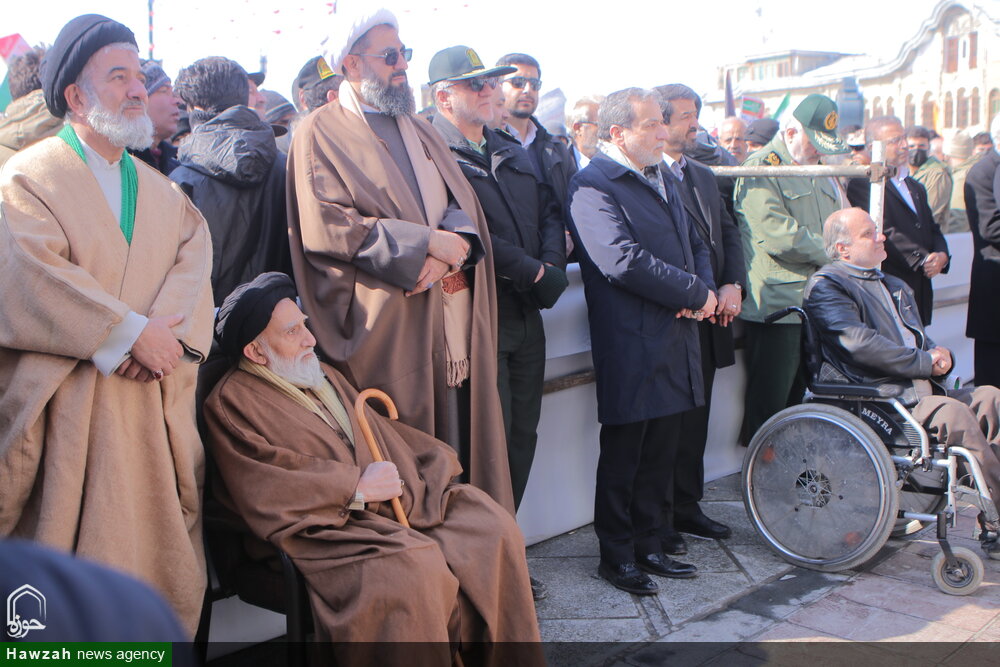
352, 47, 413, 67
505, 76, 542, 91
455, 76, 499, 92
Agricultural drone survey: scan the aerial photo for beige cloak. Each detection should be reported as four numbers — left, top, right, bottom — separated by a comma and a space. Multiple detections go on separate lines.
0, 136, 214, 635
204, 363, 541, 664
286, 101, 514, 513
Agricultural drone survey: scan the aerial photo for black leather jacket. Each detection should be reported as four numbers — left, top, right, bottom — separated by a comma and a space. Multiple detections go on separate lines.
803, 261, 947, 404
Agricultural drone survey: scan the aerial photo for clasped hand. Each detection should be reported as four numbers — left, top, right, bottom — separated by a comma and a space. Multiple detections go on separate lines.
118, 314, 184, 382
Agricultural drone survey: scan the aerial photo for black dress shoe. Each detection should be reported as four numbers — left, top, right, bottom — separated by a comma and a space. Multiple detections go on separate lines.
597, 560, 659, 595
674, 514, 732, 540
660, 528, 688, 556
635, 552, 698, 579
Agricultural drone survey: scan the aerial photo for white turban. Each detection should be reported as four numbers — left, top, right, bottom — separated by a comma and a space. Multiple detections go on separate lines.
325, 5, 399, 74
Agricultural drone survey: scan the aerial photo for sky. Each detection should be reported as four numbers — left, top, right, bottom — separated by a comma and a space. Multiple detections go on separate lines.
2, 0, 960, 126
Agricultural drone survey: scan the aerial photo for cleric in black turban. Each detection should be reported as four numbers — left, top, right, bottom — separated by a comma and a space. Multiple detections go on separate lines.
41, 14, 138, 118
215, 272, 299, 359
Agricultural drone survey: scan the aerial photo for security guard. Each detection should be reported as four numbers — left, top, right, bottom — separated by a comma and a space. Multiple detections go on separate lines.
734, 94, 849, 445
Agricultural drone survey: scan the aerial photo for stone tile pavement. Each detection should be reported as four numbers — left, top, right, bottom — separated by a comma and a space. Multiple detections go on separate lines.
527, 473, 1000, 666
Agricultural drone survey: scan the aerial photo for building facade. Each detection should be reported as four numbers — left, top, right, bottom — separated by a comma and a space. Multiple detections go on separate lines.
706, 1, 1000, 135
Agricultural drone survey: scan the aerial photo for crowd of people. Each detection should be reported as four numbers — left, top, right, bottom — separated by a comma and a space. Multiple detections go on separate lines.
2, 4, 1000, 659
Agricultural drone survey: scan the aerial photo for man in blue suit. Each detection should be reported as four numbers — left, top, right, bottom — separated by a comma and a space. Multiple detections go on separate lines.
567, 88, 717, 595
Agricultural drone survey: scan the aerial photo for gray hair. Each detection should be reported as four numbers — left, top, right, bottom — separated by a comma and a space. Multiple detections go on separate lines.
823, 208, 857, 261
865, 115, 902, 145
598, 87, 657, 142
566, 95, 602, 128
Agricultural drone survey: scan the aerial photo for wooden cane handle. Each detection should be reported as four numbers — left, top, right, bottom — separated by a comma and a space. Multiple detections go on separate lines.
354, 389, 410, 528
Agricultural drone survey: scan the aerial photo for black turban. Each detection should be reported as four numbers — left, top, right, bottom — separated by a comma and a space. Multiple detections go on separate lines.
41, 14, 137, 118
215, 273, 298, 360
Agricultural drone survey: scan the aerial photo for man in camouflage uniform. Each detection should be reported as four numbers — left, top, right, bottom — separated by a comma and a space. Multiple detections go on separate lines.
734, 94, 849, 444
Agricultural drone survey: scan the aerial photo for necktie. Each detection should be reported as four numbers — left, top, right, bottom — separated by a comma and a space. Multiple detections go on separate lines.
670, 160, 684, 182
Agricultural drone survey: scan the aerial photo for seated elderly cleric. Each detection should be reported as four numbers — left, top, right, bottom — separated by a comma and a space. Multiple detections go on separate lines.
203, 273, 542, 663
803, 208, 1000, 560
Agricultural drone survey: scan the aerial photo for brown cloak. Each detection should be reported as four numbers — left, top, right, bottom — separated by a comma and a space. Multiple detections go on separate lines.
204, 363, 540, 663
0, 137, 215, 634
286, 101, 513, 513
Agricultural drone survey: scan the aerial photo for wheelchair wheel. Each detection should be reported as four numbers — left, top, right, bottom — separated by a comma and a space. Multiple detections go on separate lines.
743, 403, 899, 572
893, 466, 948, 537
931, 547, 984, 596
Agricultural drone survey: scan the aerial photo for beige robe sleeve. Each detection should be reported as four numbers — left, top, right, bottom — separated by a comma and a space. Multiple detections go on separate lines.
146, 185, 215, 361
0, 176, 129, 359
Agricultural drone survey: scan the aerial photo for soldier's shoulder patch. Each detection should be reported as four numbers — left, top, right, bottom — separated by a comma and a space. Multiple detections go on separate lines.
764, 152, 782, 166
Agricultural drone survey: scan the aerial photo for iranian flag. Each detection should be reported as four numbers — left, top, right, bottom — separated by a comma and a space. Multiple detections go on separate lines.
0, 34, 32, 113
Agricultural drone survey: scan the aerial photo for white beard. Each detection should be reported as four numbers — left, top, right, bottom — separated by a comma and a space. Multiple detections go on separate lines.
81, 81, 154, 150
260, 339, 325, 389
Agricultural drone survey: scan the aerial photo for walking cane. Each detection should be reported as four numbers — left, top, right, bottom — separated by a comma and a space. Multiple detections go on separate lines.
353, 388, 411, 528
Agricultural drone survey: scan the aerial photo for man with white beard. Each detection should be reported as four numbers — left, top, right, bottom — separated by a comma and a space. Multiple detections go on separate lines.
203, 273, 541, 662
0, 14, 214, 635
286, 5, 514, 512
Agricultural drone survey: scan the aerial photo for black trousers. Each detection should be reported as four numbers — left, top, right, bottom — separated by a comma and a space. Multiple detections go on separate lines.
739, 321, 806, 446
663, 320, 716, 526
974, 340, 1000, 389
595, 413, 683, 564
497, 302, 546, 510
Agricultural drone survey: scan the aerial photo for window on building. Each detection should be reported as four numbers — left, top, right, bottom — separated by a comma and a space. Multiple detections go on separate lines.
904, 94, 915, 127
971, 88, 981, 126
944, 36, 959, 73
922, 92, 935, 127
957, 88, 968, 128
945, 91, 954, 128
970, 32, 978, 69
872, 97, 883, 118
886, 97, 895, 118
989, 89, 1000, 126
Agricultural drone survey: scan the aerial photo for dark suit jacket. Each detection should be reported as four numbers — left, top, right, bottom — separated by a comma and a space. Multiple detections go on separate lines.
567, 152, 715, 425
846, 176, 949, 325
664, 157, 747, 369
964, 149, 1000, 341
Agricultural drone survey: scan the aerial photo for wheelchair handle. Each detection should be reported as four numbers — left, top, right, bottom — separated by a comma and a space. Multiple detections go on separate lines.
764, 306, 807, 325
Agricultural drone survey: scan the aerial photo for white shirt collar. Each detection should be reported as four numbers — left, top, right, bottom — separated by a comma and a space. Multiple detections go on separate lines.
507, 121, 537, 148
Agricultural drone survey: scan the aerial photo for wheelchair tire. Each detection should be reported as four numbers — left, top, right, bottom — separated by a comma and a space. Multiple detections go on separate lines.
743, 403, 899, 572
893, 467, 948, 537
931, 547, 984, 596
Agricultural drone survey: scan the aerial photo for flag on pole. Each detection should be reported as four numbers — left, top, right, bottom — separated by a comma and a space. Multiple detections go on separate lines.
0, 34, 32, 113
770, 93, 791, 120
724, 71, 736, 117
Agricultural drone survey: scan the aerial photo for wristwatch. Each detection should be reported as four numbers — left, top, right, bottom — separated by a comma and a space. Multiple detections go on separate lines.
348, 490, 366, 511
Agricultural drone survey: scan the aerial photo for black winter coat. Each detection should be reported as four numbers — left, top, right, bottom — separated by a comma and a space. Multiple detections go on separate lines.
964, 149, 1000, 342
171, 105, 292, 306
130, 140, 179, 176
803, 261, 943, 405
526, 117, 577, 214
846, 175, 949, 325
432, 115, 565, 303
567, 152, 714, 425
665, 157, 746, 369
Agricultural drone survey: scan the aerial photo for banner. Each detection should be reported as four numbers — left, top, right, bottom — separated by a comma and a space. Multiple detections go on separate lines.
0, 34, 31, 113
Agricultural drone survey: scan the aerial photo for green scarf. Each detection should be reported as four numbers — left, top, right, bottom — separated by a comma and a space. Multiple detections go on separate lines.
58, 124, 137, 244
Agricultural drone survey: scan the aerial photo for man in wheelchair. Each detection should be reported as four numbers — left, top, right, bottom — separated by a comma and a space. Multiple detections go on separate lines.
803, 207, 1000, 560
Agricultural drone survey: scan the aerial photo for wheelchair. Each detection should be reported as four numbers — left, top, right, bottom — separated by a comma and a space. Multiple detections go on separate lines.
742, 307, 999, 596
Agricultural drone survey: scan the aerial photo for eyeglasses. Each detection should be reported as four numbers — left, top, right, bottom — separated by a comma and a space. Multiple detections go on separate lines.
452, 76, 499, 93
504, 76, 542, 91
352, 47, 413, 67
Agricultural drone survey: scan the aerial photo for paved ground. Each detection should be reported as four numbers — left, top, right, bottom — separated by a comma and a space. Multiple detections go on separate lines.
528, 473, 1000, 666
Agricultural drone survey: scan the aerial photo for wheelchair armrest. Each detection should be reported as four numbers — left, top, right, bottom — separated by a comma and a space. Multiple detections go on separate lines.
810, 382, 903, 399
